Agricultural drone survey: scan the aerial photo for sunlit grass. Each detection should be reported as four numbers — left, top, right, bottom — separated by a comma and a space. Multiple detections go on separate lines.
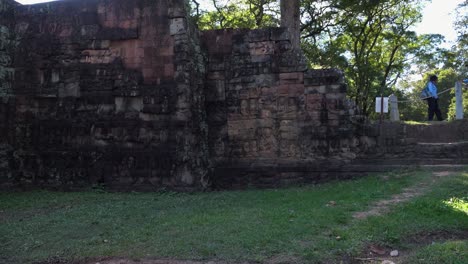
402, 120, 431, 125
0, 169, 467, 264
406, 240, 468, 264
444, 197, 468, 214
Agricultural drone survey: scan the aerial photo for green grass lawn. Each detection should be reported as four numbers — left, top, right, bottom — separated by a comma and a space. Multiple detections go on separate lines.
0, 169, 467, 264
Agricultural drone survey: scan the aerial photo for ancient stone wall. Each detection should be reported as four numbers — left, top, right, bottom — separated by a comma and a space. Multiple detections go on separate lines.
0, 0, 381, 190
0, 0, 18, 186
2, 0, 210, 190
0, 0, 17, 98
375, 121, 468, 160
201, 28, 366, 187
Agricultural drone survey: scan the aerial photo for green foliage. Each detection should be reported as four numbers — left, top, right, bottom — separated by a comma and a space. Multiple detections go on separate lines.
390, 1, 467, 122
193, 0, 279, 30
452, 1, 468, 77
409, 34, 448, 75
447, 83, 468, 121
397, 68, 458, 121
395, 78, 427, 121
192, 0, 462, 122
1, 169, 467, 263
444, 1, 468, 121
302, 0, 429, 117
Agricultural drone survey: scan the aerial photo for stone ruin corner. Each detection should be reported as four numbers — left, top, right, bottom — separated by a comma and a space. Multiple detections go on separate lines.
2, 0, 464, 191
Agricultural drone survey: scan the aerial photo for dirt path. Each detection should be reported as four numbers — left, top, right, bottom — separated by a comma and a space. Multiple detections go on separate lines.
67, 171, 458, 264
353, 171, 454, 219
350, 171, 462, 264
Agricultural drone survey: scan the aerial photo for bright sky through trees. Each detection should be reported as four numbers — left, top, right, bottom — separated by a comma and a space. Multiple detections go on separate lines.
414, 0, 463, 44
15, 0, 464, 43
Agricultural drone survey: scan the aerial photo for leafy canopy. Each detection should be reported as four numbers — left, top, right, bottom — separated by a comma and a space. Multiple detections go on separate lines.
192, 0, 279, 30
191, 0, 465, 121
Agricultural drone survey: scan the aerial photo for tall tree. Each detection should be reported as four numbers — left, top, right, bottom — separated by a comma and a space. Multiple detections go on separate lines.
281, 0, 301, 49
447, 1, 468, 119
193, 0, 441, 119
249, 0, 275, 27
302, 0, 428, 117
452, 0, 468, 76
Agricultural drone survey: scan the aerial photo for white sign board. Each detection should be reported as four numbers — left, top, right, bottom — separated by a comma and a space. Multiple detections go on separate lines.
375, 97, 389, 113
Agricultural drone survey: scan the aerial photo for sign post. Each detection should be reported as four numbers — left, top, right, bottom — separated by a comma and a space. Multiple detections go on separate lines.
375, 97, 389, 114
455, 81, 463, 120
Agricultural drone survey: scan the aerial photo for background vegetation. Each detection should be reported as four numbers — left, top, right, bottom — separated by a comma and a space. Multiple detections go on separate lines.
190, 0, 468, 121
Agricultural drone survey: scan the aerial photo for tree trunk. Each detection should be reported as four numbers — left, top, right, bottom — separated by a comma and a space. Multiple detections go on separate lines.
281, 0, 301, 50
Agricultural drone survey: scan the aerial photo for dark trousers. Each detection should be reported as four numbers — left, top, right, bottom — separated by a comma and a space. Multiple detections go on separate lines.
427, 97, 442, 121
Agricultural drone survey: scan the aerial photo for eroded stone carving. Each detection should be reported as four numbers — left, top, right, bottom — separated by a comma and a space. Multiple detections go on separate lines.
3, 0, 445, 190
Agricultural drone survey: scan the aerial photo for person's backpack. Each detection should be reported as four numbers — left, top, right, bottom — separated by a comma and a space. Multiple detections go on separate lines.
420, 86, 430, 100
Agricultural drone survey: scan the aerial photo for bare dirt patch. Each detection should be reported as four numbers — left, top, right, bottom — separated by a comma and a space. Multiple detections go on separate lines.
350, 243, 402, 264
432, 171, 454, 177
404, 229, 468, 245
353, 171, 454, 219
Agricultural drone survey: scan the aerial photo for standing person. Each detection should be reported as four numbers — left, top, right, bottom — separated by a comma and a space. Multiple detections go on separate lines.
425, 75, 443, 121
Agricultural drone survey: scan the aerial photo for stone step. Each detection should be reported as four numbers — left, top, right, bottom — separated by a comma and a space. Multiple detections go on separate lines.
418, 164, 467, 171
416, 141, 468, 145
347, 158, 467, 172
353, 158, 468, 166
345, 164, 466, 173
378, 141, 467, 159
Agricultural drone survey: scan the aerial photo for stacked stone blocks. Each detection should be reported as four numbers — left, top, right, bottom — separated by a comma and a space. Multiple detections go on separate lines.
1, 0, 210, 190
0, 0, 380, 190
201, 28, 357, 187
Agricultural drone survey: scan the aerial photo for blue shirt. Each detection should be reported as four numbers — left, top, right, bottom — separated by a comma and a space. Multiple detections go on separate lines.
426, 81, 438, 99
